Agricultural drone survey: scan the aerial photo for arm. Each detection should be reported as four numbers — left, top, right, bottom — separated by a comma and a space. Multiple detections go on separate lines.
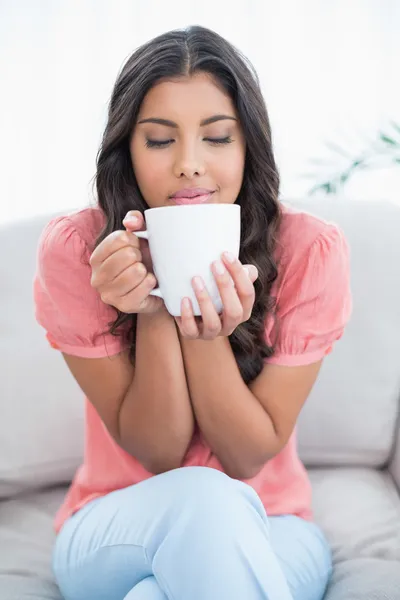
35, 211, 194, 475
63, 306, 194, 475
121, 308, 194, 472
180, 335, 321, 479
176, 226, 351, 479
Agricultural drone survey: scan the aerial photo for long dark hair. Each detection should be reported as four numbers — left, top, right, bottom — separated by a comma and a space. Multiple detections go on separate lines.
94, 25, 282, 384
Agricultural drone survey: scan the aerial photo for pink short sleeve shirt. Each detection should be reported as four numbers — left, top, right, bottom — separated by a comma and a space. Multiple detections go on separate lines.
33, 204, 352, 533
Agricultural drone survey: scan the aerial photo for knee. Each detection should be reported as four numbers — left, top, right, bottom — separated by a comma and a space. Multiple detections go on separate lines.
170, 467, 263, 523
168, 466, 235, 499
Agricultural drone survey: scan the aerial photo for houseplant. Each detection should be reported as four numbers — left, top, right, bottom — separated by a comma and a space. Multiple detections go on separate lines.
306, 121, 400, 196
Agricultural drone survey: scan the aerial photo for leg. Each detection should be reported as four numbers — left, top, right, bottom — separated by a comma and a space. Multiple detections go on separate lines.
148, 468, 294, 600
269, 515, 333, 600
53, 466, 293, 600
123, 576, 166, 600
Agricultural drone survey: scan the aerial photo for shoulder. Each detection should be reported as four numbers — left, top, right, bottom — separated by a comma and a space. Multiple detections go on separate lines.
265, 203, 353, 365
34, 206, 128, 357
274, 202, 349, 281
38, 206, 105, 255
277, 202, 347, 258
37, 206, 106, 274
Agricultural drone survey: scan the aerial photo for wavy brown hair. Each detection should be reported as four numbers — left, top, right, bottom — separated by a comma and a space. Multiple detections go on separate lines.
93, 25, 282, 384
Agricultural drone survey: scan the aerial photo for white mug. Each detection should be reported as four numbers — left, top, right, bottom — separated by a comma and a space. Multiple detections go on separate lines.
135, 204, 241, 316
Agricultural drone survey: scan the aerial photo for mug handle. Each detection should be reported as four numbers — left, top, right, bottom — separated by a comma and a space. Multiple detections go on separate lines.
134, 231, 163, 299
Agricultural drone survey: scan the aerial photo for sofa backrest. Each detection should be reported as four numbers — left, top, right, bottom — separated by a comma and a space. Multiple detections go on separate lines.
1, 199, 399, 498
0, 212, 84, 498
288, 198, 400, 468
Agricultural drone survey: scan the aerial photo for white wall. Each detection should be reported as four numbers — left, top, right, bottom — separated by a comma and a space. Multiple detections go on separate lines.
1, 0, 399, 225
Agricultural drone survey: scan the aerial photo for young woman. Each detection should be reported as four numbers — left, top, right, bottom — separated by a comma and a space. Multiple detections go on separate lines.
34, 25, 352, 600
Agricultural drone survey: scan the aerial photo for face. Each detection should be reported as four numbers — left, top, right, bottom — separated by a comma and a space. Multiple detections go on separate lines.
130, 72, 246, 208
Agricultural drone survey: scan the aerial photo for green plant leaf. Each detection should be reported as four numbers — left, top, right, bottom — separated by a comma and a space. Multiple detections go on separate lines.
309, 182, 327, 196
339, 172, 350, 184
306, 121, 400, 198
389, 121, 400, 135
352, 158, 365, 168
379, 132, 397, 146
324, 141, 351, 157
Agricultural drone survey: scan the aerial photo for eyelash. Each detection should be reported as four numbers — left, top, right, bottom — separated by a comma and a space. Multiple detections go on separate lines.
145, 136, 233, 149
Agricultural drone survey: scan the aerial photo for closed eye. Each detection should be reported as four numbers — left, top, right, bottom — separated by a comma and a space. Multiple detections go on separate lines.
206, 136, 233, 146
145, 139, 171, 148
145, 136, 233, 149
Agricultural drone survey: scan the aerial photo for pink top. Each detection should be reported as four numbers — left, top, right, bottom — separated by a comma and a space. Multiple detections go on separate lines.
33, 203, 352, 534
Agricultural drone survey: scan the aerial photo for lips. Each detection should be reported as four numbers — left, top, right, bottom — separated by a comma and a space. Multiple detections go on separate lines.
173, 193, 214, 205
170, 188, 215, 205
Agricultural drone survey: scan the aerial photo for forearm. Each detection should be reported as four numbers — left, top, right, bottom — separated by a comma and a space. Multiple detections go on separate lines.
180, 336, 277, 479
120, 307, 194, 473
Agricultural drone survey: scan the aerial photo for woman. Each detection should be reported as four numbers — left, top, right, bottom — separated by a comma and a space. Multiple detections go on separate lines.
34, 25, 352, 600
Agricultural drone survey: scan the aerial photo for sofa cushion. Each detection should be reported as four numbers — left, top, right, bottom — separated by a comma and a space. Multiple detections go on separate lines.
324, 558, 400, 600
310, 467, 400, 563
0, 485, 64, 600
0, 467, 399, 600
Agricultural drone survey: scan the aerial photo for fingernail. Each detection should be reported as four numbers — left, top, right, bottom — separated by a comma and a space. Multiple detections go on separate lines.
246, 265, 258, 279
124, 215, 138, 224
182, 297, 191, 311
213, 260, 225, 275
193, 276, 204, 291
223, 252, 236, 263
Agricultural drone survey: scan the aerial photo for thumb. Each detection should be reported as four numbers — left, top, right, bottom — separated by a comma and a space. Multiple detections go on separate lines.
243, 264, 258, 283
122, 210, 144, 231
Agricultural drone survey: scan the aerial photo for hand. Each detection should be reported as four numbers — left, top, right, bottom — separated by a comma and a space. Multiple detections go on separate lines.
89, 210, 163, 315
175, 253, 258, 340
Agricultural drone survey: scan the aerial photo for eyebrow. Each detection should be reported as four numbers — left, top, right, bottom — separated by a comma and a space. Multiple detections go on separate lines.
137, 115, 237, 128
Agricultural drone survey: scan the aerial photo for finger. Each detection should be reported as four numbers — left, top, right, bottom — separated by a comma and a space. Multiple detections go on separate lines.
176, 298, 199, 339
222, 253, 255, 321
91, 246, 143, 287
211, 260, 243, 334
106, 272, 158, 314
89, 229, 140, 267
243, 264, 258, 284
192, 277, 221, 340
122, 210, 145, 232
98, 262, 149, 302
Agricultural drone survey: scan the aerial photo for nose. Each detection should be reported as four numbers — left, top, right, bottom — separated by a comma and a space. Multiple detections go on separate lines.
173, 144, 206, 179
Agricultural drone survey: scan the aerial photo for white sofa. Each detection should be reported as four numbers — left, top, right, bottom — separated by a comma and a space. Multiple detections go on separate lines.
1, 198, 400, 600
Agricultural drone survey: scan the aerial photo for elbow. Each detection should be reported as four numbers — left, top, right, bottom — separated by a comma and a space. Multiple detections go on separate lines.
225, 462, 265, 480
118, 432, 185, 475
141, 455, 183, 475
224, 449, 280, 480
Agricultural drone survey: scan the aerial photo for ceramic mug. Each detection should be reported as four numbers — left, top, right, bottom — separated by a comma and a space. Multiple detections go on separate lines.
135, 203, 241, 316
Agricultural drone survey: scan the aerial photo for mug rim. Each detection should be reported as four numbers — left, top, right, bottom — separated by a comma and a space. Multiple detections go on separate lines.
144, 203, 241, 214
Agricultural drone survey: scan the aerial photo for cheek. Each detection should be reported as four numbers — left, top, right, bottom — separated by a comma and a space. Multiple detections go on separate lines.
213, 148, 245, 191
131, 147, 169, 203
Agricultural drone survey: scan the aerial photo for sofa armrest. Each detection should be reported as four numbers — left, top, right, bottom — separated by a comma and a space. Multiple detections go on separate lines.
389, 419, 400, 491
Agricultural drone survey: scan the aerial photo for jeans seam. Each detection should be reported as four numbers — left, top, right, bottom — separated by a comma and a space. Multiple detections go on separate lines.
54, 542, 148, 574
146, 544, 178, 600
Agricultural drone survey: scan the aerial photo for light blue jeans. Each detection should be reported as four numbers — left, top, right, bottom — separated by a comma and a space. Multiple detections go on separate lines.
52, 467, 332, 600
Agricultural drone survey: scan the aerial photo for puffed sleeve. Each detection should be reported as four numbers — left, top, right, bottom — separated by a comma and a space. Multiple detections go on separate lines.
33, 215, 129, 358
265, 224, 353, 366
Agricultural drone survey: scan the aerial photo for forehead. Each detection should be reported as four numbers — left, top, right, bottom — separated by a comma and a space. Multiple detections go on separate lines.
138, 73, 236, 122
